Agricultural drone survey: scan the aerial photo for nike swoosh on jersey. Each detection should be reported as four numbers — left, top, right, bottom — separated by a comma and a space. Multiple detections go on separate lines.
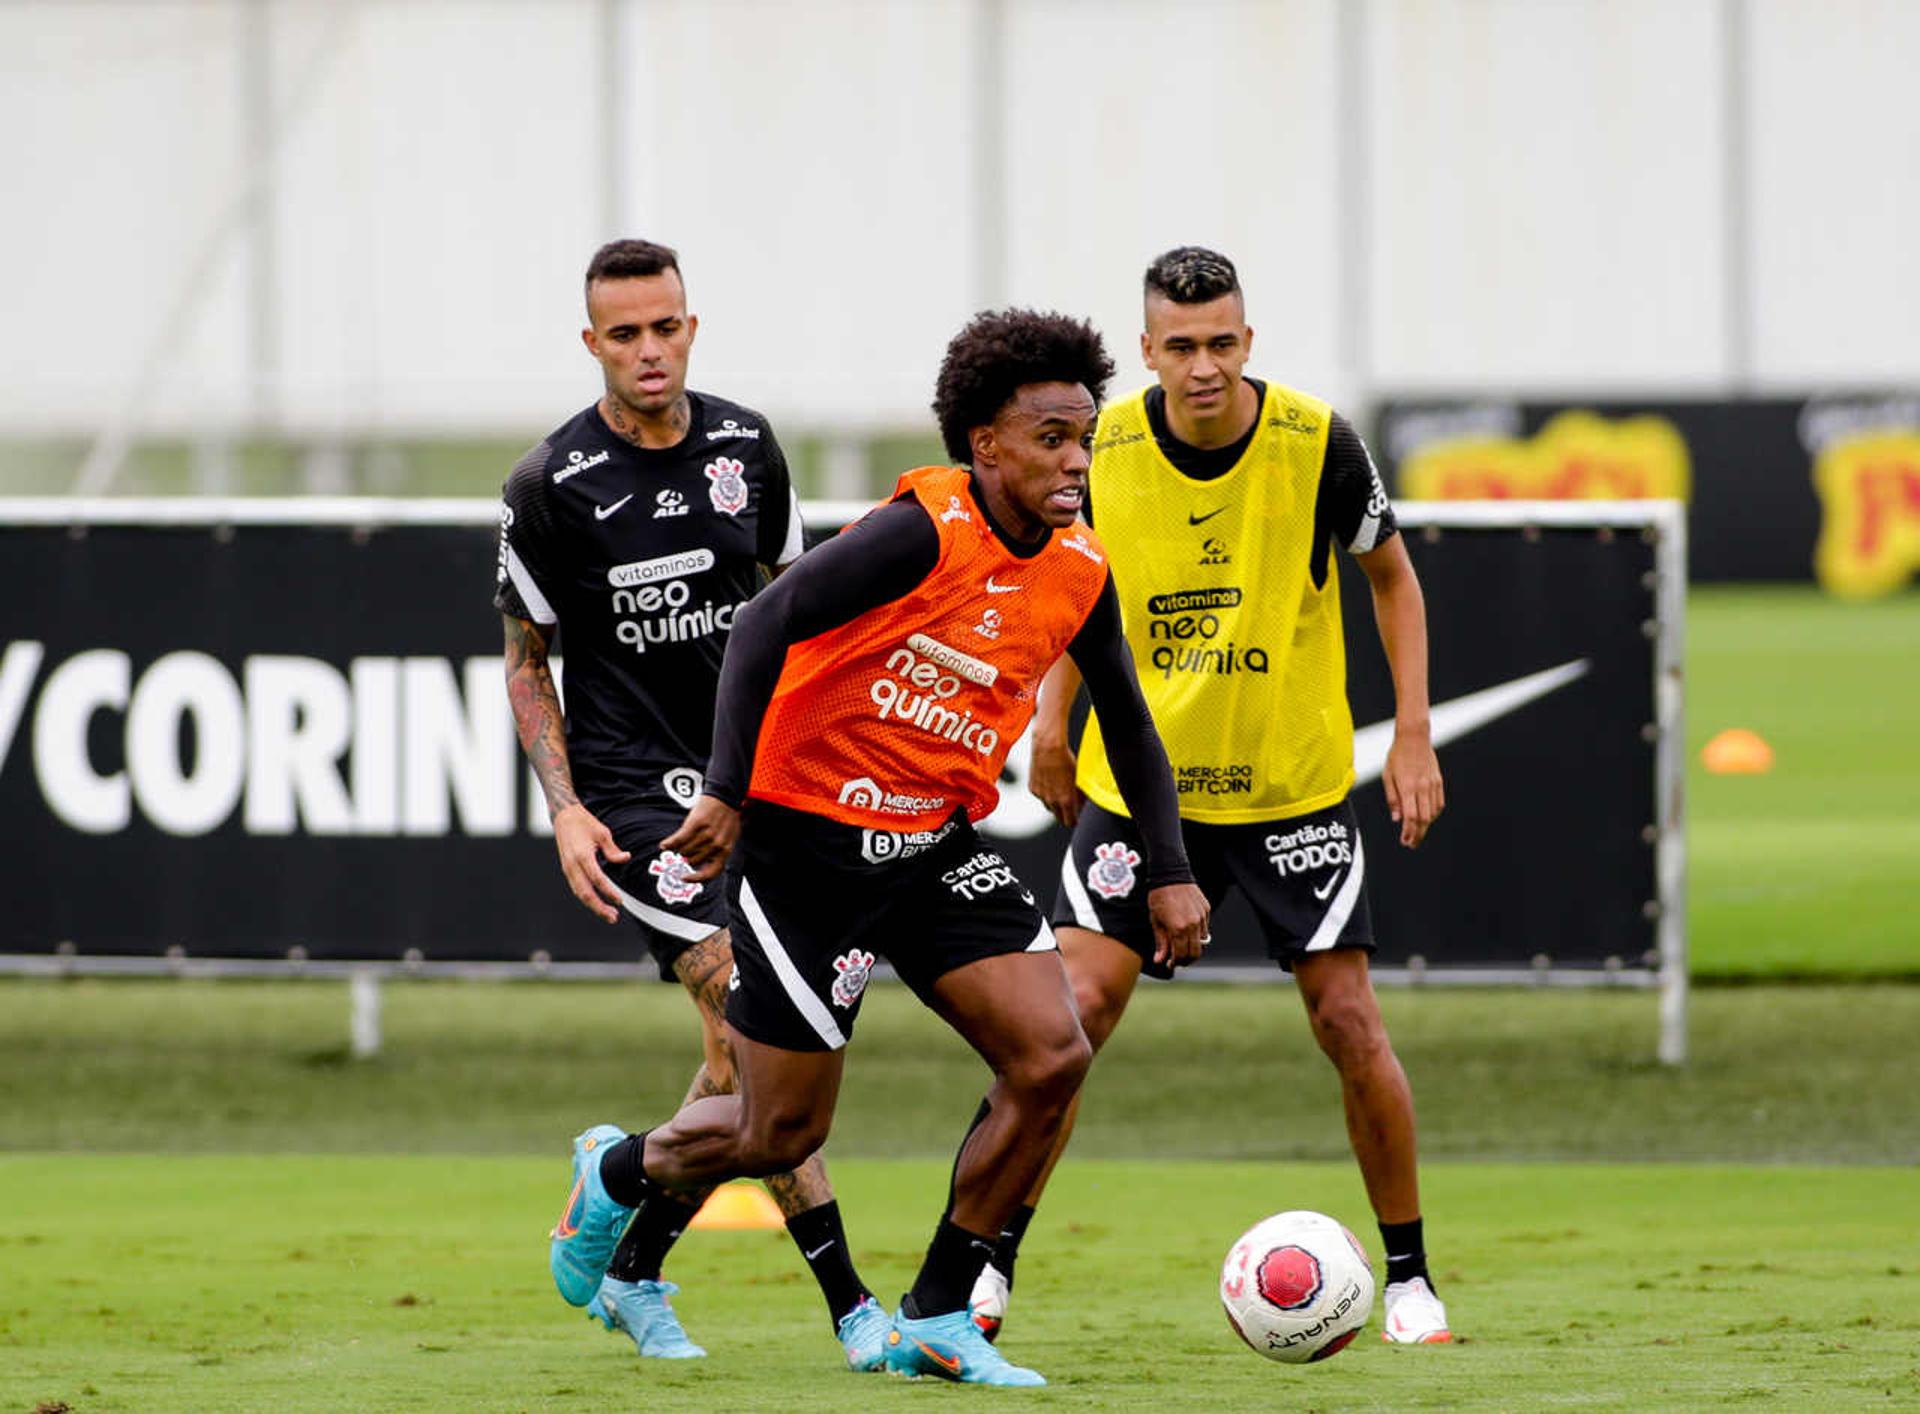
1352, 658, 1591, 783
1187, 507, 1227, 525
1312, 872, 1342, 901
984, 576, 1023, 594
593, 494, 634, 521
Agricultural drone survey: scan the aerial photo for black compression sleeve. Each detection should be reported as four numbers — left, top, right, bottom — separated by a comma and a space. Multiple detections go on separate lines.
705, 499, 939, 806
1066, 576, 1193, 888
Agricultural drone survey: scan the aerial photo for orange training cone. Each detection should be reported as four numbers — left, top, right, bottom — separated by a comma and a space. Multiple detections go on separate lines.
1701, 728, 1774, 774
688, 1181, 785, 1230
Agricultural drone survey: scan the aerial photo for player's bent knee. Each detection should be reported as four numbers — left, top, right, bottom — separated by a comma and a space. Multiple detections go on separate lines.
1309, 994, 1392, 1069
1005, 1030, 1093, 1108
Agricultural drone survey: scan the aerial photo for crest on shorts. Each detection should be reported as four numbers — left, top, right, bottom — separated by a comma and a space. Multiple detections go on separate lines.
704, 457, 749, 515
1087, 841, 1140, 900
650, 850, 703, 904
830, 948, 876, 1008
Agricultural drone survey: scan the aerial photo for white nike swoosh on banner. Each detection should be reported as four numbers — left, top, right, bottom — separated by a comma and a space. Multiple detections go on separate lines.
1352, 658, 1591, 784
593, 494, 633, 520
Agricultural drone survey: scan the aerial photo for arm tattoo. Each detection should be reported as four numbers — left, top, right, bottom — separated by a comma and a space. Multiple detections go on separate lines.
503, 615, 578, 818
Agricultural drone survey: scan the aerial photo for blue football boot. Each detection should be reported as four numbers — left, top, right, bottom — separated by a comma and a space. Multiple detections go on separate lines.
883, 1305, 1046, 1386
548, 1123, 635, 1307
836, 1295, 892, 1372
587, 1276, 706, 1358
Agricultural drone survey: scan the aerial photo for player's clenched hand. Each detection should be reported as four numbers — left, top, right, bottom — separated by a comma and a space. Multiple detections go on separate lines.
661, 795, 740, 880
1147, 882, 1211, 969
1383, 731, 1445, 848
1029, 735, 1084, 828
552, 803, 630, 924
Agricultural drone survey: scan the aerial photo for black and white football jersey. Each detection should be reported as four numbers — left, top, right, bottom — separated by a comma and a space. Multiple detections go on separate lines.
493, 392, 802, 814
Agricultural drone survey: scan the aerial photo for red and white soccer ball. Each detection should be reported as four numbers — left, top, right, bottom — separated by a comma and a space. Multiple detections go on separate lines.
1220, 1210, 1375, 1364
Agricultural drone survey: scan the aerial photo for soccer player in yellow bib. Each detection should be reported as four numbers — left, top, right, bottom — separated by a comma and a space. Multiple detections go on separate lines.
966, 246, 1453, 1347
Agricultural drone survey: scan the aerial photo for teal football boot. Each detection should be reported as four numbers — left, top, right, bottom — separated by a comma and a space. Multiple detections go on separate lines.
588, 1276, 706, 1358
836, 1295, 892, 1372
548, 1123, 635, 1307
883, 1305, 1046, 1386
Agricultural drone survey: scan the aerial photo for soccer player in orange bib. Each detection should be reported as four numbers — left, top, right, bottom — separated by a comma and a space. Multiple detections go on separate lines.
545, 309, 1209, 1386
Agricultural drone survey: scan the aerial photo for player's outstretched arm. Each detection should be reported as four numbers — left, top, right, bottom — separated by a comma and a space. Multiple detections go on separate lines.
1353, 536, 1444, 847
502, 613, 630, 922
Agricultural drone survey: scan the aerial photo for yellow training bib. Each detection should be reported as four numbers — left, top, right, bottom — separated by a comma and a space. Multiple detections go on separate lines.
1077, 382, 1354, 823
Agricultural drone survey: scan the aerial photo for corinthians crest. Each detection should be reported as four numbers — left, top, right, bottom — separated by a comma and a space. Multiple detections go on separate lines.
830, 948, 877, 1008
651, 850, 703, 904
1087, 841, 1141, 900
704, 456, 749, 515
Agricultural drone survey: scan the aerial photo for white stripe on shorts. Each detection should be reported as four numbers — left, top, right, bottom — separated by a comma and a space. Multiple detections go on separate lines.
737, 876, 847, 1050
1059, 850, 1103, 931
1025, 919, 1057, 953
1305, 832, 1366, 953
612, 883, 718, 943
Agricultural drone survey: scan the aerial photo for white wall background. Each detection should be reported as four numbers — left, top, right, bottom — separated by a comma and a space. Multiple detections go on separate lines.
0, 0, 1914, 445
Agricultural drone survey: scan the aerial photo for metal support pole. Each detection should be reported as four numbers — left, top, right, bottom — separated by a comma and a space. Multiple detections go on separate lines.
350, 968, 383, 1059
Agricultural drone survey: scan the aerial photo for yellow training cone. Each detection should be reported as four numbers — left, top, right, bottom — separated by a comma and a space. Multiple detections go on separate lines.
689, 1182, 785, 1230
1701, 728, 1774, 774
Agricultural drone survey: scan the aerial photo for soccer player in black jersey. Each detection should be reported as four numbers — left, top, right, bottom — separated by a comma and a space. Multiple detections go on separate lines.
967, 247, 1454, 1347
496, 239, 887, 1368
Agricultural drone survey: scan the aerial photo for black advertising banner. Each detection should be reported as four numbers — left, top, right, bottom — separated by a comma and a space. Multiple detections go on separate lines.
1375, 393, 1920, 593
1, 505, 1664, 971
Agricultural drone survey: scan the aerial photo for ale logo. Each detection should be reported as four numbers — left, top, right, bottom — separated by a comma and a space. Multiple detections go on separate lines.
1402, 410, 1691, 503
1813, 432, 1920, 599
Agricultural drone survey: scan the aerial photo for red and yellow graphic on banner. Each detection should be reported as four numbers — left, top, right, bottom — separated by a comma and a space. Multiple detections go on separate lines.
1401, 411, 1690, 504
1813, 433, 1920, 598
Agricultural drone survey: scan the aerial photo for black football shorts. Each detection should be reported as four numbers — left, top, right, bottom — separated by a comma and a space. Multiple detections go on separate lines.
600, 801, 731, 972
1051, 797, 1375, 979
724, 802, 1057, 1051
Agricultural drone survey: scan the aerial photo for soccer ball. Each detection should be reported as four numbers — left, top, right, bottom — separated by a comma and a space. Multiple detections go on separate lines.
1219, 1210, 1375, 1363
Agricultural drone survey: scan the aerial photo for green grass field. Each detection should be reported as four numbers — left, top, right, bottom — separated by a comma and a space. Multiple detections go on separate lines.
6, 585, 1920, 1411
1686, 587, 1920, 978
4, 979, 1919, 1411
4, 1156, 1915, 1413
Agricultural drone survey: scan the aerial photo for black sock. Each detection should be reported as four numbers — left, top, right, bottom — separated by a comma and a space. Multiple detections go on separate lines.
605, 1187, 702, 1282
994, 1204, 1036, 1288
904, 1219, 997, 1319
596, 1130, 657, 1208
1379, 1217, 1431, 1289
785, 1200, 870, 1326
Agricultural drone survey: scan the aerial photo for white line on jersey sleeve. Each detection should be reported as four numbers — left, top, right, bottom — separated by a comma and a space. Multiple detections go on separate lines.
503, 544, 557, 625
775, 483, 805, 566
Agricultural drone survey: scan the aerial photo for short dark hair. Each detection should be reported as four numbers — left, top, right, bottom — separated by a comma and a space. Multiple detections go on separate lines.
931, 309, 1115, 463
584, 239, 681, 298
1143, 245, 1241, 305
